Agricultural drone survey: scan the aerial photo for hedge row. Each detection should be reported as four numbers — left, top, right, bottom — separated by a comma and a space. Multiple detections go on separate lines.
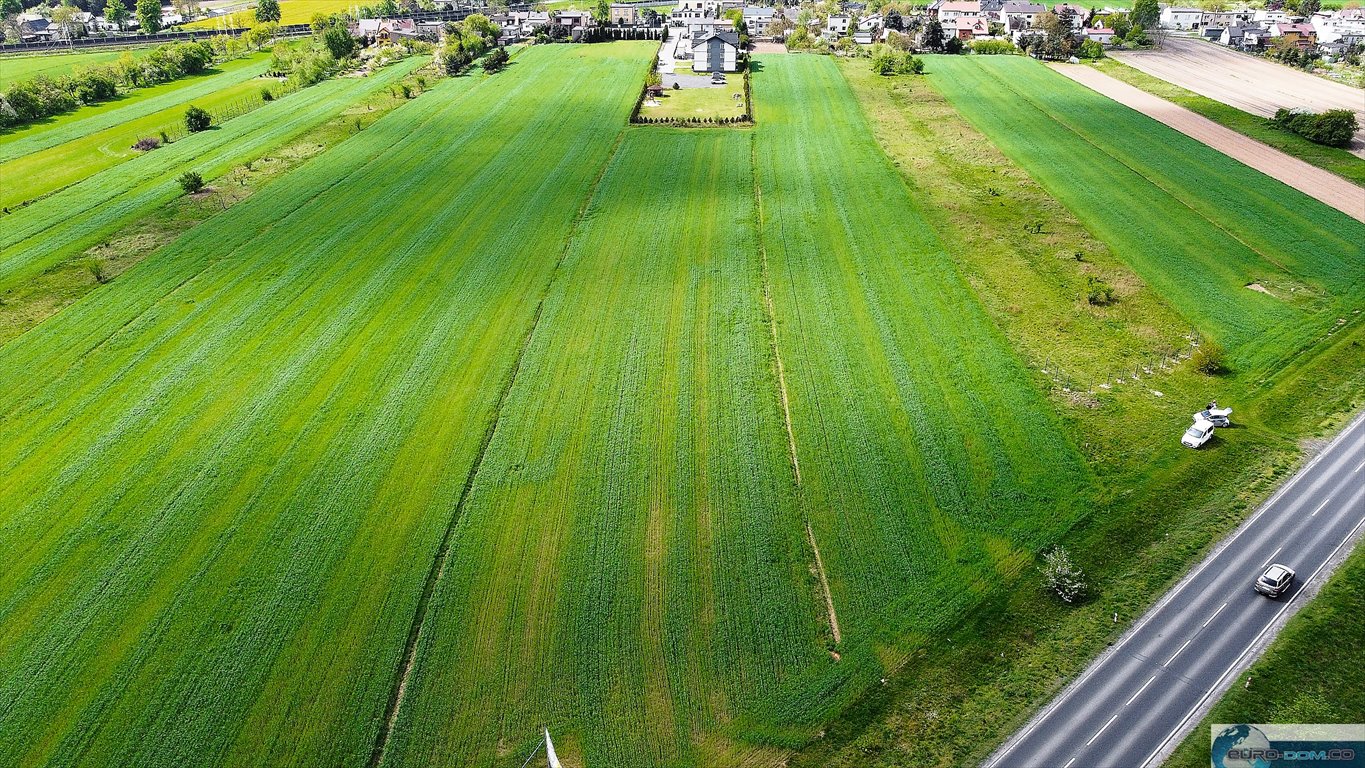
632, 114, 751, 125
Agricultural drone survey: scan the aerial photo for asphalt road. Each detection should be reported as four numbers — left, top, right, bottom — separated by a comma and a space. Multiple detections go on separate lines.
984, 413, 1365, 768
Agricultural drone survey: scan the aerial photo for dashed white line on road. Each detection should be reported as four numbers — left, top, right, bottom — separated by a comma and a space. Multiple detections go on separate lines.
1203, 601, 1229, 628
1312, 498, 1331, 517
1262, 546, 1283, 567
1064, 757, 1078, 768
1166, 638, 1195, 666
1355, 458, 1363, 473
1127, 675, 1158, 706
1088, 714, 1120, 747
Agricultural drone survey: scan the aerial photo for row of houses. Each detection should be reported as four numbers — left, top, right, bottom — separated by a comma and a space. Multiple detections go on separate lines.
1163, 6, 1365, 55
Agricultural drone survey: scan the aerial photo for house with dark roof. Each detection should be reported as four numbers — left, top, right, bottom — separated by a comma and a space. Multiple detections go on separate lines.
692, 29, 740, 72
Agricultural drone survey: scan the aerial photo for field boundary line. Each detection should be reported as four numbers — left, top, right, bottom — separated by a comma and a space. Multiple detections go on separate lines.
749, 128, 843, 647
367, 124, 633, 768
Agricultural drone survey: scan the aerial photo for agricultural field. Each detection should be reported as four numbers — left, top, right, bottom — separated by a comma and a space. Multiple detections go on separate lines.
2, 36, 1364, 768
0, 54, 270, 162
0, 48, 152, 89
928, 55, 1365, 372
185, 0, 357, 29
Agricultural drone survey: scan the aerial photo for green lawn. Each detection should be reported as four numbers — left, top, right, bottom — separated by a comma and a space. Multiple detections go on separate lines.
1167, 544, 1365, 767
1091, 57, 1365, 186
0, 47, 152, 89
926, 55, 1365, 373
639, 83, 746, 120
0, 54, 270, 163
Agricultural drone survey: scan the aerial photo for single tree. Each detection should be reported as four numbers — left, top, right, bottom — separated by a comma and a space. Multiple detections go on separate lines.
1041, 547, 1086, 603
178, 170, 205, 194
322, 23, 356, 58
104, 0, 130, 29
0, 0, 21, 19
591, 0, 609, 25
184, 105, 211, 132
922, 18, 945, 51
135, 0, 160, 33
1131, 0, 1158, 31
1299, 0, 1320, 15
483, 45, 509, 71
255, 0, 280, 23
884, 9, 902, 29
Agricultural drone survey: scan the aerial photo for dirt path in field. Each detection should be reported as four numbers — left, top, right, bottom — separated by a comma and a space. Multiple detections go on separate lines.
1052, 64, 1365, 223
1111, 36, 1365, 157
806, 523, 842, 644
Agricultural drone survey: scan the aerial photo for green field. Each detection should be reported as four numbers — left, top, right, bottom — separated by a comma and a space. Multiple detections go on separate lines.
0, 48, 152, 89
1, 41, 1363, 768
639, 82, 747, 120
927, 55, 1365, 372
185, 0, 358, 29
0, 54, 270, 163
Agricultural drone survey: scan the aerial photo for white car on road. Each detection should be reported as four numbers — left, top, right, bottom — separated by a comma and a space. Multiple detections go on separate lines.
1182, 418, 1216, 448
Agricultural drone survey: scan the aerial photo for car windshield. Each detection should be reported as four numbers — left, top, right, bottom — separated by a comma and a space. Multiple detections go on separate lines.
1185, 425, 1208, 437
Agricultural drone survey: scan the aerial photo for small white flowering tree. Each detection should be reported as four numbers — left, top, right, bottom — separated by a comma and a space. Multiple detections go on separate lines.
1041, 546, 1086, 603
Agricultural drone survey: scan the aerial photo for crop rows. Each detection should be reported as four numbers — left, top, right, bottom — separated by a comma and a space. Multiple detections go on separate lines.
752, 54, 1094, 713
0, 42, 653, 768
928, 56, 1365, 369
385, 128, 820, 767
0, 54, 269, 163
0, 56, 424, 293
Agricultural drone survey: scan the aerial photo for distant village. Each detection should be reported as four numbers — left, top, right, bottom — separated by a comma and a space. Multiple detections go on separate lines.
7, 0, 1365, 69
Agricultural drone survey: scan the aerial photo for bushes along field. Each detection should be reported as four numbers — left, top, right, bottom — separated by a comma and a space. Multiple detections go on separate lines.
927, 56, 1365, 371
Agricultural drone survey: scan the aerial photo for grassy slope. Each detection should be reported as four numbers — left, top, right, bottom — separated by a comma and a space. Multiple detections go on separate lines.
1168, 544, 1365, 767
387, 127, 814, 768
1090, 57, 1365, 187
928, 55, 1365, 371
0, 56, 424, 294
0, 54, 269, 163
0, 43, 656, 767
1, 76, 269, 209
754, 49, 1094, 733
786, 58, 1365, 768
0, 48, 152, 89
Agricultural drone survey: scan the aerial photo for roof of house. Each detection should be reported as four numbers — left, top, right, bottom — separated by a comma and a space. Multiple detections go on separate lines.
1201, 26, 1224, 37
691, 28, 741, 47
1053, 4, 1086, 15
1001, 2, 1045, 12
742, 6, 775, 17
1086, 27, 1115, 34
1165, 7, 1203, 13
1275, 22, 1315, 33
938, 1, 981, 12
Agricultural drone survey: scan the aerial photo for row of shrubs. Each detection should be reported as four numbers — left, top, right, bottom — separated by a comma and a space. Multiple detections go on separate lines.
632, 115, 751, 125
0, 40, 219, 129
1271, 108, 1359, 148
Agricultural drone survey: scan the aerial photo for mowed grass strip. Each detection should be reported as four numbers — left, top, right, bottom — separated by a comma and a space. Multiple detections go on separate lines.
0, 42, 652, 768
0, 57, 424, 295
1, 75, 271, 209
752, 54, 1093, 722
926, 56, 1365, 369
0, 53, 269, 163
385, 127, 820, 768
0, 48, 153, 89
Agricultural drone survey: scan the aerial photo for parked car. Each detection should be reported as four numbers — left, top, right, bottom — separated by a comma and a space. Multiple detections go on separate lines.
1197, 402, 1233, 428
1255, 563, 1295, 597
1182, 418, 1216, 449
710, 72, 726, 84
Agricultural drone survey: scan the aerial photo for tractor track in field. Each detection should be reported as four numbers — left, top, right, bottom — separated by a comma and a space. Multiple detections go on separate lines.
749, 131, 842, 648
366, 127, 632, 768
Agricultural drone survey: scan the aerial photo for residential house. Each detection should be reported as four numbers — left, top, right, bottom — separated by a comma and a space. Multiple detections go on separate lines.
1201, 25, 1224, 41
1000, 1, 1045, 31
742, 6, 776, 36
825, 14, 851, 35
1270, 21, 1316, 49
553, 10, 592, 29
950, 15, 989, 38
17, 16, 55, 42
1252, 9, 1291, 27
1240, 25, 1271, 47
1085, 26, 1116, 43
1220, 24, 1264, 47
1202, 10, 1254, 29
692, 28, 740, 71
980, 0, 1005, 14
354, 18, 420, 41
609, 3, 641, 25
852, 30, 875, 43
1312, 10, 1365, 45
937, 1, 982, 23
1159, 6, 1203, 30
858, 12, 883, 31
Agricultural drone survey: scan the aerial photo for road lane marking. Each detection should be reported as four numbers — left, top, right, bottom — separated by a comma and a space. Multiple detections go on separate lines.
1141, 511, 1365, 768
1203, 602, 1228, 628
1126, 675, 1157, 706
1312, 498, 1331, 517
1064, 757, 1078, 768
1088, 713, 1120, 746
1165, 637, 1195, 666
1355, 458, 1363, 473
1262, 546, 1283, 567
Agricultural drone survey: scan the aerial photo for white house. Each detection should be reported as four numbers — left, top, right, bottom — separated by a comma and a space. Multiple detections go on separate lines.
825, 14, 851, 35
937, 1, 982, 23
692, 28, 740, 71
1252, 9, 1291, 27
741, 5, 776, 35
858, 12, 883, 31
1085, 26, 1116, 43
1160, 6, 1204, 29
1000, 1, 1045, 31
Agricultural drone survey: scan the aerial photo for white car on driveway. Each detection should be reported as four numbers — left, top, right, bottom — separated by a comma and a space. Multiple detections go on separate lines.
1182, 418, 1215, 448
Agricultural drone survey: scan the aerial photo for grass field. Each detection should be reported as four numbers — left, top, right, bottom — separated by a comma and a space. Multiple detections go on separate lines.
639, 83, 747, 120
0, 57, 423, 294
1091, 58, 1365, 187
927, 55, 1365, 372
184, 0, 357, 29
0, 75, 271, 209
0, 48, 152, 89
0, 54, 270, 163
